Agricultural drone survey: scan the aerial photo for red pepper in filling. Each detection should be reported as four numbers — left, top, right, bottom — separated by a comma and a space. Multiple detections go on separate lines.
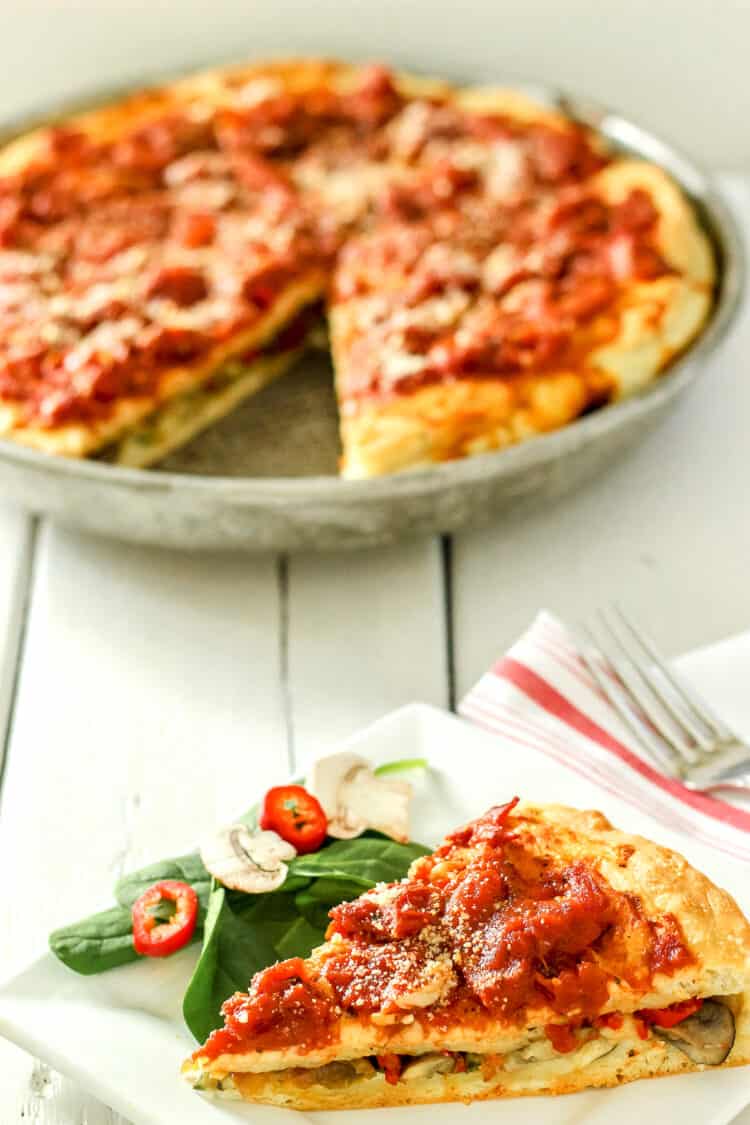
446, 1050, 467, 1073
259, 784, 328, 854
376, 1054, 403, 1085
546, 1023, 580, 1054
637, 998, 703, 1028
594, 1012, 624, 1031
131, 879, 198, 957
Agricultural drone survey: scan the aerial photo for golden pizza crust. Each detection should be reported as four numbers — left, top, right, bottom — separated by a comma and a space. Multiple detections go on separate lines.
336, 369, 611, 479
513, 805, 750, 995
593, 161, 714, 285
588, 161, 714, 397
454, 85, 583, 130
184, 802, 750, 1109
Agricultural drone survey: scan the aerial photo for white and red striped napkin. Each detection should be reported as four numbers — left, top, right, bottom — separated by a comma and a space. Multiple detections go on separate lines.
459, 611, 750, 864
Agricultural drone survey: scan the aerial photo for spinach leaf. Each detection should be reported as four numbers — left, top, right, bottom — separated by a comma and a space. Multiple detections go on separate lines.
115, 852, 212, 917
293, 886, 334, 932
288, 835, 429, 887
182, 885, 279, 1043
231, 889, 309, 947
274, 914, 327, 961
49, 905, 139, 975
303, 876, 359, 902
233, 890, 325, 961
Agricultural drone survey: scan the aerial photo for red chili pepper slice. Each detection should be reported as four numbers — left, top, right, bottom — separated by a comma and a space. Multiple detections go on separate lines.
376, 1053, 402, 1085
636, 998, 703, 1029
131, 879, 199, 958
259, 785, 328, 854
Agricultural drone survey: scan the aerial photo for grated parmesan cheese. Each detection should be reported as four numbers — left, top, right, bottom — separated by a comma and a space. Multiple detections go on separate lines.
62, 316, 144, 371
0, 250, 57, 279
144, 297, 234, 330
236, 77, 284, 107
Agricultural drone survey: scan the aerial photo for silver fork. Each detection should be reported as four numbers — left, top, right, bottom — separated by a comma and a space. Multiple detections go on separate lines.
575, 606, 750, 797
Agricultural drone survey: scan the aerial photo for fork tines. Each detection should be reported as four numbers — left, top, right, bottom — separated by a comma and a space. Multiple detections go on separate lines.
575, 606, 734, 779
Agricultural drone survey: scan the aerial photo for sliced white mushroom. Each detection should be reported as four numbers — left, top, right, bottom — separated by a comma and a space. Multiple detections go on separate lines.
654, 1000, 735, 1065
200, 825, 296, 893
309, 752, 412, 842
400, 1053, 456, 1082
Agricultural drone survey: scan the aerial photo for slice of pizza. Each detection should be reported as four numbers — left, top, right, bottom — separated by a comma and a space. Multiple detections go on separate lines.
0, 60, 400, 460
330, 91, 715, 478
183, 800, 750, 1109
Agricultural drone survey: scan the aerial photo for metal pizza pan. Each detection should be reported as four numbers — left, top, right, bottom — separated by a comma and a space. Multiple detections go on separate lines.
0, 78, 741, 551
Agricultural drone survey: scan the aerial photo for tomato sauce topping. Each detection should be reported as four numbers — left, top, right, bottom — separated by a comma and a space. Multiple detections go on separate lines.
0, 83, 340, 426
332, 173, 670, 402
648, 913, 695, 974
199, 802, 695, 1059
0, 63, 672, 429
199, 958, 337, 1060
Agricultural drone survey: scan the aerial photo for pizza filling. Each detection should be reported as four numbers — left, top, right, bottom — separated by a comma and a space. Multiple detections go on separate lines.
191, 997, 738, 1098
104, 302, 323, 461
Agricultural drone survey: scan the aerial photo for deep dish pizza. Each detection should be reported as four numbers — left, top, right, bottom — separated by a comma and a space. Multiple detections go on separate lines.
184, 800, 750, 1109
0, 61, 715, 477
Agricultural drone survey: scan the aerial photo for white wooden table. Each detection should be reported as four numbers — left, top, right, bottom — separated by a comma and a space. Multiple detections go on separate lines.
0, 181, 748, 1123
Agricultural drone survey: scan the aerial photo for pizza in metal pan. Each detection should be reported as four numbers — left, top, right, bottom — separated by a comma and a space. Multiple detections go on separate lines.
0, 60, 714, 474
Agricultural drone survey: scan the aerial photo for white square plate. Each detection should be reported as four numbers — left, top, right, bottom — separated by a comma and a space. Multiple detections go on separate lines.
0, 703, 748, 1125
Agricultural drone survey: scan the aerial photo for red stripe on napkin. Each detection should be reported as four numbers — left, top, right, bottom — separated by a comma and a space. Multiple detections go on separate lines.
462, 694, 750, 862
495, 656, 750, 835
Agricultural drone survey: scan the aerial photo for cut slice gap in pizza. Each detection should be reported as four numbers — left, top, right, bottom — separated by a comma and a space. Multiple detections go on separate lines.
107, 303, 326, 468
184, 800, 750, 1110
